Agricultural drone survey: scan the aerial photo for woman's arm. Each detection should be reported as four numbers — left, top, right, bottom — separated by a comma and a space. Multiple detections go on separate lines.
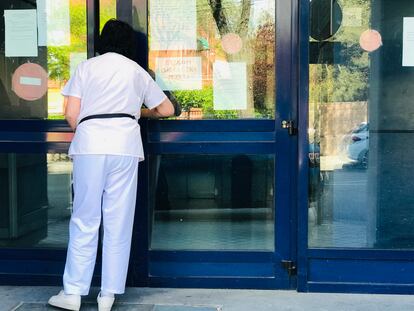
64, 96, 81, 130
141, 97, 175, 119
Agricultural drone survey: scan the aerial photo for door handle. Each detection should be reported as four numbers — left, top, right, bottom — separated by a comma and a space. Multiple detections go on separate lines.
281, 120, 297, 136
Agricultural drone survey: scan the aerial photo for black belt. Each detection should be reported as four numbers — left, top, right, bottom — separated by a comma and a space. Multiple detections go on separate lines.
78, 113, 136, 125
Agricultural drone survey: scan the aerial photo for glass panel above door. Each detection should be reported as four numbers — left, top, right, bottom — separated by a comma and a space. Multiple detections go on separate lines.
0, 0, 87, 120
147, 0, 276, 120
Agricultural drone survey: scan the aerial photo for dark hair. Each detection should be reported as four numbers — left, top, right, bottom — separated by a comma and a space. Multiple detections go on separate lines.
97, 19, 136, 60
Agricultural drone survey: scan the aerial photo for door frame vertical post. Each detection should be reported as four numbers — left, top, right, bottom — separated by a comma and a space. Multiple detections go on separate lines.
297, 0, 310, 292
87, 0, 100, 59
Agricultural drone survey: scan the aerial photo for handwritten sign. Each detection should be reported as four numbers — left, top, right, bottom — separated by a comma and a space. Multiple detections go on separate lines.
155, 57, 202, 90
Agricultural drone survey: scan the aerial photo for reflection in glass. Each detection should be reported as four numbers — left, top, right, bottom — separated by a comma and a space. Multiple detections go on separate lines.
100, 0, 117, 31
0, 0, 87, 119
0, 153, 72, 248
150, 155, 275, 251
148, 0, 276, 120
308, 0, 414, 249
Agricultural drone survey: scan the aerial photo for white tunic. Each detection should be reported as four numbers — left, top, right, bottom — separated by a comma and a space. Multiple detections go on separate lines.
62, 52, 166, 161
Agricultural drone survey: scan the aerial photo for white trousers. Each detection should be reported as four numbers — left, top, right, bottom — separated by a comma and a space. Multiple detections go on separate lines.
63, 155, 139, 295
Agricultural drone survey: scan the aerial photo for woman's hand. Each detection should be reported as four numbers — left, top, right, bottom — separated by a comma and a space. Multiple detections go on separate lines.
141, 97, 175, 119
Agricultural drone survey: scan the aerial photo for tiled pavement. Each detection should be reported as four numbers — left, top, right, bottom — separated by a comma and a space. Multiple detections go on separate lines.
12, 303, 218, 311
2, 286, 414, 311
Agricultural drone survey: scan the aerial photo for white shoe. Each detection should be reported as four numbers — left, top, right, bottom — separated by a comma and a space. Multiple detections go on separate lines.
97, 292, 115, 311
48, 290, 81, 311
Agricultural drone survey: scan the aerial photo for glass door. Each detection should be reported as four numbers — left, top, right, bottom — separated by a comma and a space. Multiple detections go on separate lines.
127, 0, 299, 289
0, 0, 299, 289
0, 0, 117, 286
304, 0, 414, 292
0, 0, 90, 283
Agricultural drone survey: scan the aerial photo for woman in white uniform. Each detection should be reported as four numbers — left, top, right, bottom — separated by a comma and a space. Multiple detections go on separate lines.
48, 20, 174, 311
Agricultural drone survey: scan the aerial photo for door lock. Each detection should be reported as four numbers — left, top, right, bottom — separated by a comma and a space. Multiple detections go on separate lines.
281, 120, 297, 136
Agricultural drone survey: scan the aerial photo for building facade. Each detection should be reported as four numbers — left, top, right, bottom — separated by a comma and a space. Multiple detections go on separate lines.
0, 0, 413, 293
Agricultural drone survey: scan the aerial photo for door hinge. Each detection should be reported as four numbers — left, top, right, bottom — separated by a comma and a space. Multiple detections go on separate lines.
281, 260, 297, 276
281, 120, 297, 136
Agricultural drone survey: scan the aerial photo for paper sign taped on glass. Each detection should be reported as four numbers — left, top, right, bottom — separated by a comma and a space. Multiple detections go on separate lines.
37, 0, 71, 47
213, 61, 247, 111
155, 57, 202, 91
4, 9, 38, 57
403, 17, 414, 67
150, 0, 197, 50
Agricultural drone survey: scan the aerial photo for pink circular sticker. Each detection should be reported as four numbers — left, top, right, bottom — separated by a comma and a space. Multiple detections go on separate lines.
222, 33, 243, 54
12, 63, 48, 101
359, 29, 383, 52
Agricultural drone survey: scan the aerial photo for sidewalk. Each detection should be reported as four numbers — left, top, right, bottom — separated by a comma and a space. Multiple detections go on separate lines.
2, 286, 414, 311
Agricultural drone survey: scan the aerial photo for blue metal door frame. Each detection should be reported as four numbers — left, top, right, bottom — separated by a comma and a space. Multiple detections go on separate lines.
296, 0, 414, 294
0, 0, 300, 290
0, 0, 101, 286
126, 0, 300, 289
0, 120, 76, 286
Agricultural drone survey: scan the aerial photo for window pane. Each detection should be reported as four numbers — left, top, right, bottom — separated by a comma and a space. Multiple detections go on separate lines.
147, 0, 276, 120
0, 153, 72, 248
308, 0, 414, 249
0, 0, 87, 120
149, 154, 275, 251
100, 0, 116, 31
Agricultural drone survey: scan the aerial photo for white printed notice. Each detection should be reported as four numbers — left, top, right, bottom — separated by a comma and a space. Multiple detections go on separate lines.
403, 17, 414, 66
155, 57, 202, 90
150, 0, 197, 50
4, 10, 38, 57
37, 0, 71, 46
213, 61, 247, 110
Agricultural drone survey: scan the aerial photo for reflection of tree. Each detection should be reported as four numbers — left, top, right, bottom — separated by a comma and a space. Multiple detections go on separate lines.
253, 19, 275, 113
47, 1, 116, 83
208, 0, 231, 35
47, 2, 88, 83
310, 0, 371, 146
151, 0, 275, 119
207, 0, 277, 118
310, 0, 370, 104
207, 0, 251, 38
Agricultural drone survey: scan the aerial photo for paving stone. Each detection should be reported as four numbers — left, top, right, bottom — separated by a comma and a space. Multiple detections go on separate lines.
13, 302, 155, 311
13, 303, 219, 311
153, 306, 219, 311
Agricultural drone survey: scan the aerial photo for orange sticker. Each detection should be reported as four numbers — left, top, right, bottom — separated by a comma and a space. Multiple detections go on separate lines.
359, 29, 383, 52
222, 33, 243, 54
12, 63, 48, 101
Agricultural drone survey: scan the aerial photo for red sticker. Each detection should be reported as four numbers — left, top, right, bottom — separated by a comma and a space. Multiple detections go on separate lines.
12, 63, 48, 101
360, 29, 383, 52
222, 33, 243, 54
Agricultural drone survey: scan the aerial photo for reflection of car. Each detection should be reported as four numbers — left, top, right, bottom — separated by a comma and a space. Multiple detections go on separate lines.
347, 122, 369, 166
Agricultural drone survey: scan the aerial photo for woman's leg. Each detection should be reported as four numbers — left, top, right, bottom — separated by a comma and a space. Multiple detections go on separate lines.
101, 155, 139, 294
63, 155, 107, 296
